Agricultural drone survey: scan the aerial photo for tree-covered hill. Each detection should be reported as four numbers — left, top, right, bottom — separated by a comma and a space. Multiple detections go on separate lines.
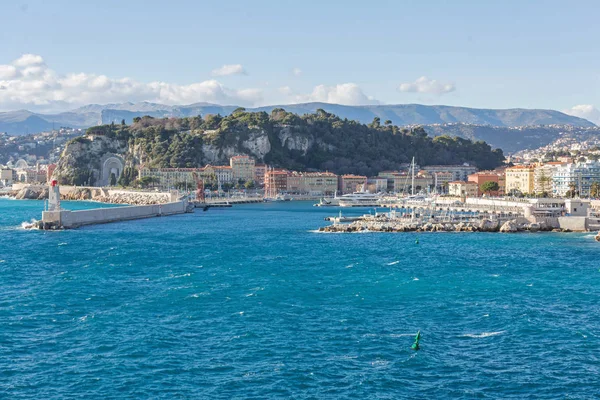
54, 108, 505, 185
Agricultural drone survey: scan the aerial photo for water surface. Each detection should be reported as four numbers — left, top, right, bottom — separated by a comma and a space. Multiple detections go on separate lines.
1, 199, 599, 398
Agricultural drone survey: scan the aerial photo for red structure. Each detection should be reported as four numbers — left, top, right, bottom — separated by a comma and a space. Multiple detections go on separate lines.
192, 172, 205, 202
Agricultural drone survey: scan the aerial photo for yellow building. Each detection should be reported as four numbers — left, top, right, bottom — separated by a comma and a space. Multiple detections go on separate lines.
230, 155, 256, 182
505, 165, 535, 195
139, 167, 212, 190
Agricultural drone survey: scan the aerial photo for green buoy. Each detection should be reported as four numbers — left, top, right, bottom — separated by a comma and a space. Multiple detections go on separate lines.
411, 330, 421, 351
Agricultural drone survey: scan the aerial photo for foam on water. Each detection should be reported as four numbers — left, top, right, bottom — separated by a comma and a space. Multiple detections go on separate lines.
20, 218, 38, 230
461, 331, 506, 338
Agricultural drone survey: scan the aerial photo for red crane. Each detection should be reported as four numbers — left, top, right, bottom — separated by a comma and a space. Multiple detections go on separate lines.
192, 172, 205, 202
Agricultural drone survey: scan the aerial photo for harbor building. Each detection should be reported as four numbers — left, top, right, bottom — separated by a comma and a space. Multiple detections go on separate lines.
203, 165, 233, 184
534, 162, 564, 195
254, 164, 267, 186
264, 169, 289, 196
468, 171, 506, 196
1, 168, 16, 186
367, 177, 388, 193
377, 171, 437, 194
139, 167, 212, 190
230, 155, 256, 182
552, 161, 600, 197
505, 165, 535, 195
338, 174, 367, 194
286, 171, 338, 195
448, 181, 478, 197
422, 164, 478, 182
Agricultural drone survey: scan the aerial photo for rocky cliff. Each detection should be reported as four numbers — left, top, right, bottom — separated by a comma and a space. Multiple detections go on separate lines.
51, 109, 506, 184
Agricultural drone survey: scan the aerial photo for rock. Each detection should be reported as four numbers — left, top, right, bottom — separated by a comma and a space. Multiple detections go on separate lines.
528, 223, 540, 232
15, 186, 44, 200
499, 220, 518, 233
479, 219, 499, 232
595, 232, 600, 242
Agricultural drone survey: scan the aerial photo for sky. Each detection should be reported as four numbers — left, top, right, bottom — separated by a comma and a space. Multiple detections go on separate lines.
1, 0, 600, 123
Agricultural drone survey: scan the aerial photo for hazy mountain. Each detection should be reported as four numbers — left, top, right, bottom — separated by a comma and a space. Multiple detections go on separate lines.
97, 102, 594, 128
423, 123, 600, 154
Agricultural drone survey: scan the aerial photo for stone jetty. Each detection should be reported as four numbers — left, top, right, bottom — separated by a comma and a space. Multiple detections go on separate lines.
319, 216, 557, 233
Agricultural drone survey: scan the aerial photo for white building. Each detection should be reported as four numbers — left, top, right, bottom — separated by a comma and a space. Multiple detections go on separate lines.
552, 161, 600, 197
422, 164, 478, 182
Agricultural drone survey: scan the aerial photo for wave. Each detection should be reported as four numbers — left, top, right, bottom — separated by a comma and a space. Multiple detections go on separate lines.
21, 219, 38, 230
386, 261, 400, 266
461, 331, 505, 338
413, 277, 419, 281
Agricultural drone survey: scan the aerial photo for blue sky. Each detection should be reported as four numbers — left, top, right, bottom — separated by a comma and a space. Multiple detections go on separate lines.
1, 0, 600, 121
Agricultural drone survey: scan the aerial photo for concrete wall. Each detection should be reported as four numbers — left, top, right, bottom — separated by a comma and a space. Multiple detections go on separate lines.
42, 201, 187, 228
557, 216, 588, 232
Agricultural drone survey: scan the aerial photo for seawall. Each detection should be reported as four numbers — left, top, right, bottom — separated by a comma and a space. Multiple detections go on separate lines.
41, 200, 189, 229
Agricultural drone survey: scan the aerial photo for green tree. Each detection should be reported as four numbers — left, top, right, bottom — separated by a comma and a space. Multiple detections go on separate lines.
244, 179, 255, 189
590, 181, 600, 198
480, 181, 499, 196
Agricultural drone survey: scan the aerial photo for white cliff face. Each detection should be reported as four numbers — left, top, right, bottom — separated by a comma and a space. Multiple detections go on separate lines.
278, 127, 313, 155
242, 130, 271, 159
52, 135, 129, 184
202, 144, 236, 164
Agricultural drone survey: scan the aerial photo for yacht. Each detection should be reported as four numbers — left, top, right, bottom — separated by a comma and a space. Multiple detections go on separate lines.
338, 191, 384, 207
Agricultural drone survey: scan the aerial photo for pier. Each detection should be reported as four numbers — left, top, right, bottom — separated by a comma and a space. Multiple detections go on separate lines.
39, 182, 192, 230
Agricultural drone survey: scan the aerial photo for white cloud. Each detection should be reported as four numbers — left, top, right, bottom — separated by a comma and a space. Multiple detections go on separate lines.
398, 76, 455, 95
0, 55, 262, 112
563, 104, 600, 125
292, 67, 302, 77
13, 54, 45, 67
211, 64, 246, 77
285, 83, 379, 105
278, 86, 293, 95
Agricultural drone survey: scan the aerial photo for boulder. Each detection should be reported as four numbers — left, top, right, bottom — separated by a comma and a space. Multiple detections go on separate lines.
479, 219, 499, 232
528, 223, 540, 232
595, 232, 600, 242
499, 220, 518, 233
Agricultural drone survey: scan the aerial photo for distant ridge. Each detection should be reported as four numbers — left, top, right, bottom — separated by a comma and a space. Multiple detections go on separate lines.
0, 102, 594, 143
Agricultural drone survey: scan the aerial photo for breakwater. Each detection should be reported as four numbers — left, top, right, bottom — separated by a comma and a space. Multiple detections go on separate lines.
39, 200, 191, 229
319, 214, 576, 233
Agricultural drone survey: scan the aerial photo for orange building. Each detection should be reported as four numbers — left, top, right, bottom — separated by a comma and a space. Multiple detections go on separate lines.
264, 169, 289, 197
467, 171, 505, 196
338, 174, 367, 194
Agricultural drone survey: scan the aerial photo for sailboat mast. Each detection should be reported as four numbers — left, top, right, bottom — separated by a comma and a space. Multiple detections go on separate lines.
411, 157, 415, 196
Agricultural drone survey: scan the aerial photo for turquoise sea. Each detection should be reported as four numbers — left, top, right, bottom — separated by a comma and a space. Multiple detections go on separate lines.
1, 198, 599, 399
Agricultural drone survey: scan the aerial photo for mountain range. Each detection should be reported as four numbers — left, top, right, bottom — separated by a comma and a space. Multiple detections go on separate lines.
0, 102, 594, 136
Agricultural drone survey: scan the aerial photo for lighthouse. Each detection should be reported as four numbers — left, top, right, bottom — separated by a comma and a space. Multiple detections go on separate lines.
48, 180, 61, 212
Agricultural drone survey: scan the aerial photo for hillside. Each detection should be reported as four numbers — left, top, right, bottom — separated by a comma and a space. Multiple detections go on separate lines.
423, 124, 600, 153
1, 102, 593, 136
52, 109, 505, 186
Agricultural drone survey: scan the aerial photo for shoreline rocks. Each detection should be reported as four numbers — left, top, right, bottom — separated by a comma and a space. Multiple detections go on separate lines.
319, 218, 559, 234
10, 185, 171, 205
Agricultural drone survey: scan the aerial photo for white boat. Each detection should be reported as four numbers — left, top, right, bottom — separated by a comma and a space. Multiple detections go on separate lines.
338, 191, 383, 207
264, 193, 292, 202
315, 192, 341, 206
